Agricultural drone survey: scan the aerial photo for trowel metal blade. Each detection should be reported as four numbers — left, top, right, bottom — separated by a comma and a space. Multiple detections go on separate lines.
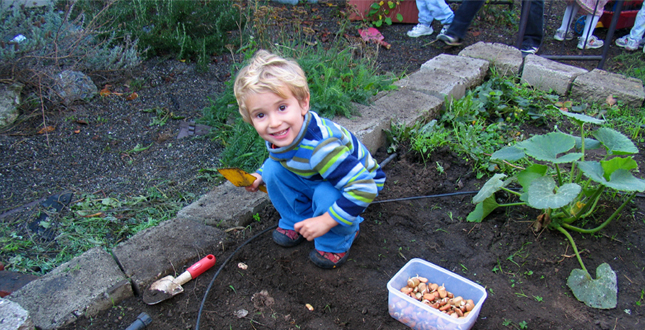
142, 275, 185, 305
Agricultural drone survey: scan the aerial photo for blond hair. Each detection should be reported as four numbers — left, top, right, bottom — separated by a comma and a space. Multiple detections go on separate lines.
233, 50, 310, 123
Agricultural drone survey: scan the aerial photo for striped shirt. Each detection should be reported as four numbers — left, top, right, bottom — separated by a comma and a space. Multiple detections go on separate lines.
258, 111, 386, 226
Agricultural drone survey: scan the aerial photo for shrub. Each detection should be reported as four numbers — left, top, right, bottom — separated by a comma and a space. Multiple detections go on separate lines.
0, 1, 140, 104
71, 0, 239, 64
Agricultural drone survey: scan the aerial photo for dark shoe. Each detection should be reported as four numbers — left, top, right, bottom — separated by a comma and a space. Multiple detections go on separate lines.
308, 230, 359, 269
437, 33, 462, 46
272, 227, 305, 247
520, 46, 539, 57
309, 249, 349, 269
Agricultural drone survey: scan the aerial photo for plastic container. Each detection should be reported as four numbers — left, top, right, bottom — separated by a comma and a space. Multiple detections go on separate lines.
387, 258, 487, 330
599, 0, 643, 30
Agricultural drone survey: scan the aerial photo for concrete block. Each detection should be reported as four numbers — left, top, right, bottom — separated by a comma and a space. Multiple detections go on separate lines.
396, 70, 467, 101
0, 298, 34, 330
459, 42, 522, 77
6, 248, 132, 330
571, 69, 645, 108
112, 217, 225, 295
177, 181, 270, 228
521, 55, 588, 96
336, 89, 443, 155
418, 54, 489, 90
334, 103, 389, 155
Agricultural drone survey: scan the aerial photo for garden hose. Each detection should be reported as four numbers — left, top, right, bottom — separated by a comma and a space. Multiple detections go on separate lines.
195, 223, 277, 330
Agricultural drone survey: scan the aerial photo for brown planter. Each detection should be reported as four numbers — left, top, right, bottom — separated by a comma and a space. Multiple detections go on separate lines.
347, 0, 419, 23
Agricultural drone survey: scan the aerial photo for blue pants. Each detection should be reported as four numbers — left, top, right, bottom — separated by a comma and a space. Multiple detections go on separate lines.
262, 159, 360, 253
416, 0, 454, 26
446, 0, 543, 49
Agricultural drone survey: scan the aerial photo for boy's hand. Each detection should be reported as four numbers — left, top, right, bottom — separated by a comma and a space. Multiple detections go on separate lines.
294, 212, 338, 241
245, 173, 264, 193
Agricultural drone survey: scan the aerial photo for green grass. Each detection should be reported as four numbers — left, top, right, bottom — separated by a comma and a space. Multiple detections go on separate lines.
2, 185, 193, 275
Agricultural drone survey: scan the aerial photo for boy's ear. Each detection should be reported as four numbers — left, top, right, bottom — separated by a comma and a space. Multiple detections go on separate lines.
300, 95, 310, 115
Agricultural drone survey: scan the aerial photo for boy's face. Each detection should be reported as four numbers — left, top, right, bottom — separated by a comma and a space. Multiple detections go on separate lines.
246, 88, 309, 147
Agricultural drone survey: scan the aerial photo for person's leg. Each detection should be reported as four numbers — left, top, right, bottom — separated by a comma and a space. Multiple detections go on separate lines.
416, 0, 434, 26
629, 5, 645, 43
408, 0, 435, 37
263, 159, 314, 228
441, 0, 485, 39
578, 14, 603, 49
520, 0, 544, 50
558, 3, 579, 32
427, 0, 454, 25
309, 183, 360, 254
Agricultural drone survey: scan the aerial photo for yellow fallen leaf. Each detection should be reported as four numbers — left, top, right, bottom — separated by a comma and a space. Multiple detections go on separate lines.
125, 92, 138, 101
38, 126, 55, 134
218, 168, 267, 193
606, 95, 616, 106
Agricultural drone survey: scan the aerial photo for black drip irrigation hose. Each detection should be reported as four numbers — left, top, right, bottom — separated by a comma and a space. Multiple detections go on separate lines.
195, 223, 277, 330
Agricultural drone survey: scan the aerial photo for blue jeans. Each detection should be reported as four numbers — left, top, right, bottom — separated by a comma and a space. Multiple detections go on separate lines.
416, 0, 454, 26
446, 0, 543, 49
262, 159, 360, 253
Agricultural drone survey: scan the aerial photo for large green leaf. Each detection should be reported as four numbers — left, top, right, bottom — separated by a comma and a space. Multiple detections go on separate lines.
560, 110, 605, 125
601, 156, 637, 180
517, 164, 548, 191
578, 161, 645, 192
592, 127, 639, 155
472, 173, 507, 204
522, 132, 582, 164
467, 195, 500, 222
527, 176, 580, 209
491, 146, 525, 161
567, 263, 617, 309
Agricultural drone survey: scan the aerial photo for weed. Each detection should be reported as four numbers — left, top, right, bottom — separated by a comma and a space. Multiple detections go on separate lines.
518, 320, 528, 329
534, 295, 543, 302
229, 285, 236, 293
253, 213, 261, 222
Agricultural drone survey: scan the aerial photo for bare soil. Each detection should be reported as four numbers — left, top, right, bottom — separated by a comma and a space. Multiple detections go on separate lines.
3, 1, 644, 329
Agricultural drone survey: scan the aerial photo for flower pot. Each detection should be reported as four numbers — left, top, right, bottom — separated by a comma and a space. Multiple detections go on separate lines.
347, 0, 419, 23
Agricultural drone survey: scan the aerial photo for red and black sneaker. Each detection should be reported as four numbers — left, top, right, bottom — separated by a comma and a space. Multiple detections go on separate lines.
309, 249, 349, 269
309, 230, 359, 269
272, 227, 305, 247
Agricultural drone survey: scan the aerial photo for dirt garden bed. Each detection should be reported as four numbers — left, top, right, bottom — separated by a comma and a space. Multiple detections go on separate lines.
3, 0, 644, 329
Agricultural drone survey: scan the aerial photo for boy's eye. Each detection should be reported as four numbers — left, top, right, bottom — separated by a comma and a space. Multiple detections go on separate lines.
256, 113, 264, 119
278, 105, 286, 111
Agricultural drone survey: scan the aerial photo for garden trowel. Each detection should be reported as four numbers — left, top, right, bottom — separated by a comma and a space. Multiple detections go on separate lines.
143, 254, 216, 305
218, 168, 267, 193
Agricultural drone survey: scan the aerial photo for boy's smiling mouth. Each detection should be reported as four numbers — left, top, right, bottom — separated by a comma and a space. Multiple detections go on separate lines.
271, 128, 289, 137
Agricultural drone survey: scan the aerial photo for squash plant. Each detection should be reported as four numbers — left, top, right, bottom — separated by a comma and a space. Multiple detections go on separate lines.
467, 110, 645, 309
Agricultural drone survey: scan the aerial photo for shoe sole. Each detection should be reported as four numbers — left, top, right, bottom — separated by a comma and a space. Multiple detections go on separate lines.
407, 32, 433, 38
437, 35, 462, 46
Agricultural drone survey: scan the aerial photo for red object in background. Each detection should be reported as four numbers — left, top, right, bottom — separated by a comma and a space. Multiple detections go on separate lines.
347, 0, 419, 23
359, 27, 392, 49
600, 0, 643, 29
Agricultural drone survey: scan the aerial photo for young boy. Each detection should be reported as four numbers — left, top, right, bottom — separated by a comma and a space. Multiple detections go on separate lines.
233, 50, 386, 269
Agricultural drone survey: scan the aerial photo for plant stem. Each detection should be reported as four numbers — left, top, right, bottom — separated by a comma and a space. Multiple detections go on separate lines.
562, 192, 636, 234
555, 226, 587, 272
501, 187, 522, 197
555, 164, 563, 186
499, 202, 526, 207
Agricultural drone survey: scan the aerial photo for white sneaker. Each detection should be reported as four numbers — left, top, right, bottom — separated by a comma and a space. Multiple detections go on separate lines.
407, 24, 433, 38
553, 29, 574, 41
615, 35, 641, 51
577, 35, 604, 49
439, 24, 450, 35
